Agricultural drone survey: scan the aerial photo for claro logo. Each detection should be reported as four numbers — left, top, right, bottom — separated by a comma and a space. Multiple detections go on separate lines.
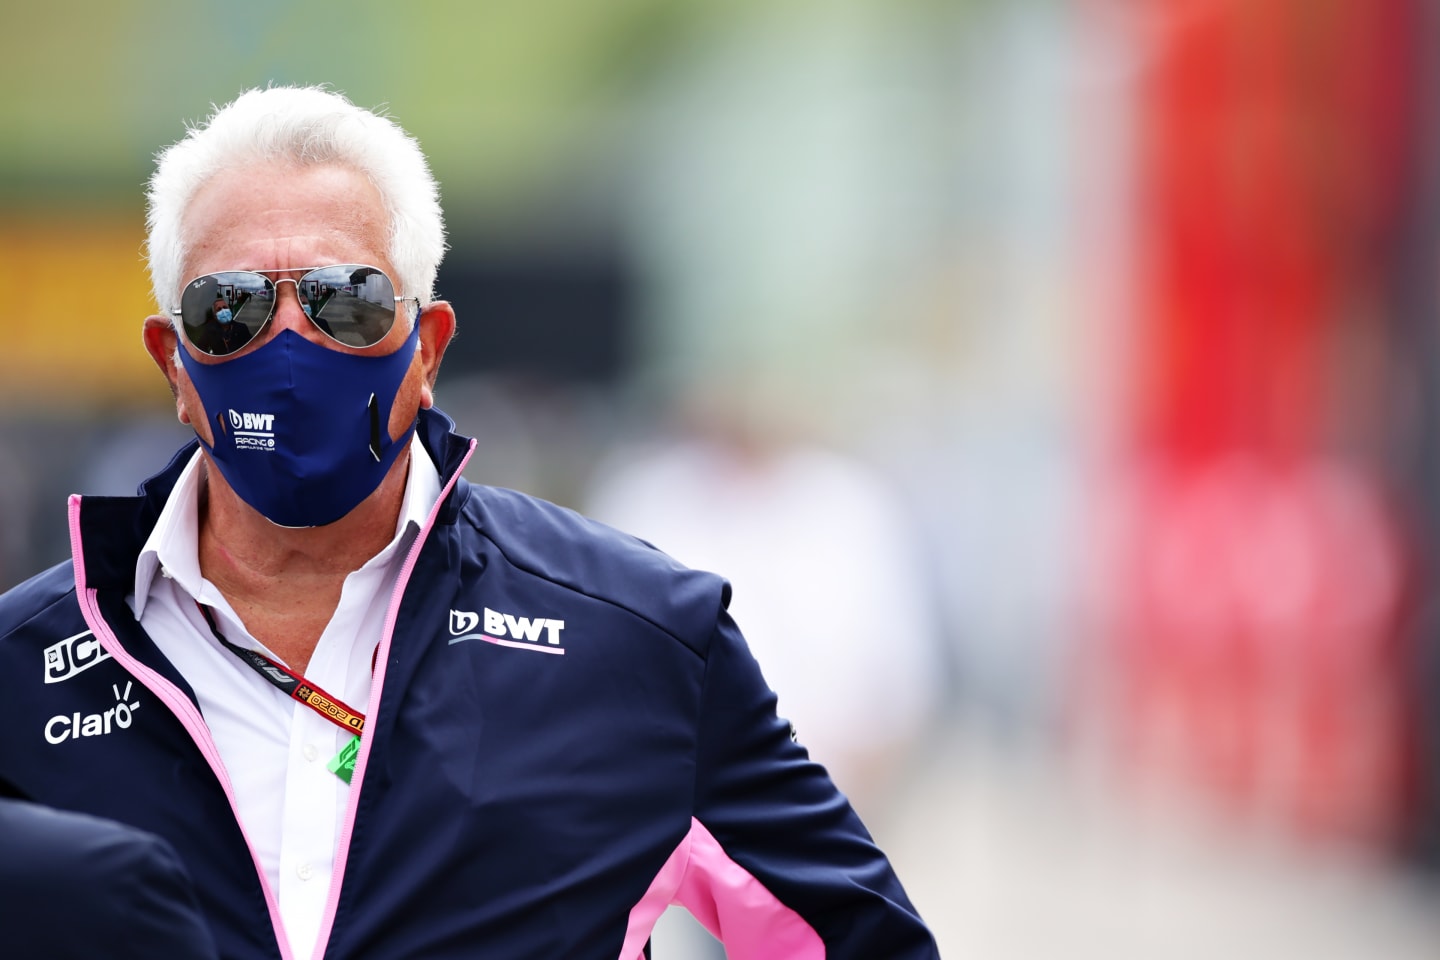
45, 682, 141, 745
43, 630, 111, 684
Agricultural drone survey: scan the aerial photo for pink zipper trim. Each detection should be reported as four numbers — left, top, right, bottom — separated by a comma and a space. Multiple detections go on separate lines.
68, 495, 296, 960
310, 437, 478, 960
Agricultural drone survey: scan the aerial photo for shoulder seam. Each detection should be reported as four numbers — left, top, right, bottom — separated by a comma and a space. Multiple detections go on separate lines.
0, 580, 80, 646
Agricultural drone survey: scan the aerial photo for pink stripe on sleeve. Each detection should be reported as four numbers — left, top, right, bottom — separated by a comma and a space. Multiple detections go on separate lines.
618, 817, 824, 960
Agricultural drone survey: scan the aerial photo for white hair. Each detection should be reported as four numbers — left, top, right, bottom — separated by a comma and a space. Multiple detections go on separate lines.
146, 85, 446, 317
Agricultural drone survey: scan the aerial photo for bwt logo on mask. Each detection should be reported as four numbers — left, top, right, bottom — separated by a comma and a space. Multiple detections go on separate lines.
229, 410, 275, 432
228, 409, 277, 450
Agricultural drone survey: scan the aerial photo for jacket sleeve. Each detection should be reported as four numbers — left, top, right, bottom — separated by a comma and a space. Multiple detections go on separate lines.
679, 609, 940, 958
0, 798, 221, 960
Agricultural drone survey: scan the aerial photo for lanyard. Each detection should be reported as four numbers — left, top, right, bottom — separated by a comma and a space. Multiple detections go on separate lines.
197, 603, 367, 739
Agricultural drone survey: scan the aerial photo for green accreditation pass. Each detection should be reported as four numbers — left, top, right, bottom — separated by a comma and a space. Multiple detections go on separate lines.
328, 735, 361, 784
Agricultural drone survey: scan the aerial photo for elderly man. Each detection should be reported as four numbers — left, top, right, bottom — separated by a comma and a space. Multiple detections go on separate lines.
0, 87, 937, 959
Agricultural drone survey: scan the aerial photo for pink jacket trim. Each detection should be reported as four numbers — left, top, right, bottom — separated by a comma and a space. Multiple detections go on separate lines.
618, 816, 825, 959
68, 494, 297, 960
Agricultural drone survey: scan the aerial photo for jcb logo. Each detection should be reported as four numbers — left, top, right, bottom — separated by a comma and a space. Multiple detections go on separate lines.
43, 631, 111, 684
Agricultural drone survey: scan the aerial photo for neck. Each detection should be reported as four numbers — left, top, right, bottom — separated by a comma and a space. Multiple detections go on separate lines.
196, 447, 411, 670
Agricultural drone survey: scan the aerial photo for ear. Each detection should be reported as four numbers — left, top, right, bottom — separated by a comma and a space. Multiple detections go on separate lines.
414, 301, 456, 410
142, 314, 195, 426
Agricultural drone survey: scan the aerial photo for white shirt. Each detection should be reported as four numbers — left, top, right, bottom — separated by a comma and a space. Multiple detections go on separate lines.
127, 438, 441, 960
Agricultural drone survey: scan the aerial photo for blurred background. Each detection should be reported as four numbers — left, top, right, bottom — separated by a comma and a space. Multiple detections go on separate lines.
6, 0, 1440, 955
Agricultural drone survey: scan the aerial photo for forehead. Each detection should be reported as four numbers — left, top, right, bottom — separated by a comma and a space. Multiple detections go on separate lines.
181, 161, 390, 278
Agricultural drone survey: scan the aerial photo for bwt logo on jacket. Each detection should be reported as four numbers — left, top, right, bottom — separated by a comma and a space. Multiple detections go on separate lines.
44, 630, 111, 684
228, 409, 276, 450
449, 608, 566, 652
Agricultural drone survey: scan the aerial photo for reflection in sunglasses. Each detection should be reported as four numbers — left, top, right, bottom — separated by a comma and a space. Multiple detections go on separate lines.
174, 264, 407, 357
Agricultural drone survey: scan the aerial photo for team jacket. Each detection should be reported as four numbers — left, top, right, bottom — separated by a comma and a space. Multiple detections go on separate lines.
0, 408, 939, 959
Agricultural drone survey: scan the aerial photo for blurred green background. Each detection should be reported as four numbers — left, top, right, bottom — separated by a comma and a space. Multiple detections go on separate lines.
1, 0, 697, 405
0, 0, 959, 412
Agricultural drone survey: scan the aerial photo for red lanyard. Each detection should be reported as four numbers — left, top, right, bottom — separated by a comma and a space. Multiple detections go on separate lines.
197, 604, 366, 737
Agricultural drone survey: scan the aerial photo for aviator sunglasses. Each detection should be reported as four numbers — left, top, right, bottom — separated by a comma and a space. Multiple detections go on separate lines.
174, 264, 415, 357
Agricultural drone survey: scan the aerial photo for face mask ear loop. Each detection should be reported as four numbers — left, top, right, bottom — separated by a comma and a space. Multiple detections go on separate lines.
368, 393, 382, 462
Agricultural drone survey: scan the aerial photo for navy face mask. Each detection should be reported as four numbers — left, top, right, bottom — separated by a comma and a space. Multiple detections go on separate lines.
177, 322, 420, 528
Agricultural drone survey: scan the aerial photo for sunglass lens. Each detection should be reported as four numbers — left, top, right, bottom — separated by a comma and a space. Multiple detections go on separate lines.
180, 272, 275, 356
300, 265, 397, 348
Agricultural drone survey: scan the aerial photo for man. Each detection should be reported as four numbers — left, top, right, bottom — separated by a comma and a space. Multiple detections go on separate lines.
0, 779, 220, 959
0, 86, 938, 958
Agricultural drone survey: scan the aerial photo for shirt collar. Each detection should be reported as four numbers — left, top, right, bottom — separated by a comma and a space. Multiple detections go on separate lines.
132, 434, 442, 618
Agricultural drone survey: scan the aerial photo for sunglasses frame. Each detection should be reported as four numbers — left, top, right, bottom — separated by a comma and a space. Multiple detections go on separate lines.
172, 264, 418, 356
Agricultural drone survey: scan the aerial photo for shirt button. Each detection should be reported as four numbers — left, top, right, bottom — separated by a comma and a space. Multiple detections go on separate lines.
303, 744, 319, 762
297, 862, 314, 881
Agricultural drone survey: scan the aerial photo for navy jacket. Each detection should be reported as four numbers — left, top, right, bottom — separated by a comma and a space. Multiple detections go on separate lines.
0, 796, 220, 959
0, 408, 937, 959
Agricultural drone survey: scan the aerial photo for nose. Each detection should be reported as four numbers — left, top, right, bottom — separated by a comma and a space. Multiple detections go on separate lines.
267, 278, 329, 346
